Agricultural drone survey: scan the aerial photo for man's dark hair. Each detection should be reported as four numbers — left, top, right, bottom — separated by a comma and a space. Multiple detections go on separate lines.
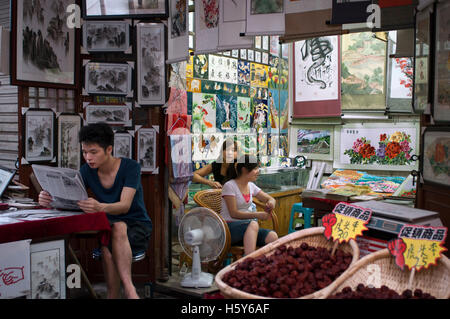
79, 122, 114, 151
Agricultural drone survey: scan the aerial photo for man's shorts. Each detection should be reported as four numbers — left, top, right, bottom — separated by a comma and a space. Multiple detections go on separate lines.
106, 219, 152, 256
227, 219, 271, 247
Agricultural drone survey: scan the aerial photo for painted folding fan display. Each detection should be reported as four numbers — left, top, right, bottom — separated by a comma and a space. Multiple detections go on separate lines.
84, 103, 132, 126
114, 131, 134, 159
137, 127, 157, 173
334, 122, 420, 172
83, 0, 168, 19
421, 127, 450, 188
292, 35, 340, 118
84, 61, 133, 96
413, 5, 432, 113
137, 23, 166, 106
23, 108, 55, 163
82, 20, 131, 52
288, 125, 334, 161
57, 113, 82, 170
386, 31, 413, 113
433, 0, 450, 124
12, 0, 77, 88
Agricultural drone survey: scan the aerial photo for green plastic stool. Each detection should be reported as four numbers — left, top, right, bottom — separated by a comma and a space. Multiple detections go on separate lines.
288, 203, 314, 233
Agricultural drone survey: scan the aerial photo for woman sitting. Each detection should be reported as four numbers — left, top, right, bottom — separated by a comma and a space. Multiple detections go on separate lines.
221, 155, 278, 256
192, 138, 238, 189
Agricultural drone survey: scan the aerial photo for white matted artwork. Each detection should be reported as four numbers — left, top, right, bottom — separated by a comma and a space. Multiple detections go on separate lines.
167, 0, 189, 63
218, 0, 253, 50
13, 0, 75, 87
137, 23, 166, 105
208, 55, 238, 84
24, 109, 55, 163
137, 127, 157, 173
30, 240, 65, 299
57, 113, 82, 170
194, 0, 219, 54
82, 20, 130, 52
84, 62, 133, 96
294, 36, 339, 102
245, 0, 285, 36
114, 131, 133, 159
289, 125, 334, 161
192, 133, 224, 161
0, 240, 31, 299
85, 104, 132, 126
334, 122, 419, 171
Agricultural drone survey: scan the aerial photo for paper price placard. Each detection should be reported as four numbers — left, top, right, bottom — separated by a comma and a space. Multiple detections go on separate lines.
388, 225, 448, 271
322, 202, 372, 243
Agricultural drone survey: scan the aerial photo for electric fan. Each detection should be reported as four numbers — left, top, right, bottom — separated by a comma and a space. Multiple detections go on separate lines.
178, 207, 227, 288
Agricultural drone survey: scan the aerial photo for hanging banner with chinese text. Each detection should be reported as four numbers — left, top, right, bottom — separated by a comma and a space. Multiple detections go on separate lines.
322, 202, 372, 244
388, 225, 447, 271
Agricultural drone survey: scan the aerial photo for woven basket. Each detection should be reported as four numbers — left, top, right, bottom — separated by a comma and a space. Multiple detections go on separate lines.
215, 227, 360, 299
318, 248, 450, 299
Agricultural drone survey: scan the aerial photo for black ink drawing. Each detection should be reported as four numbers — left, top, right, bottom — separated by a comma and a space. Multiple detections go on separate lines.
86, 105, 130, 125
86, 63, 131, 95
138, 129, 156, 172
301, 37, 334, 89
84, 21, 128, 51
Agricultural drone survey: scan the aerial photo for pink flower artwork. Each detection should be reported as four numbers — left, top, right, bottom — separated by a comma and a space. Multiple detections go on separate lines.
202, 0, 219, 29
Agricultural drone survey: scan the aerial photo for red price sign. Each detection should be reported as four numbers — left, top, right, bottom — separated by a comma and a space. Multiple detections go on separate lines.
322, 202, 372, 243
388, 225, 448, 271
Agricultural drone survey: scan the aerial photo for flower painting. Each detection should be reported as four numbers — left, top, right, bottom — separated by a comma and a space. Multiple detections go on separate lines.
192, 93, 216, 134
201, 0, 219, 29
335, 123, 419, 171
422, 129, 450, 187
344, 132, 413, 165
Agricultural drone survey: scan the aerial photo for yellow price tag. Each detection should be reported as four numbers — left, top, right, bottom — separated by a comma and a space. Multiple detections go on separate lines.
388, 225, 448, 271
322, 202, 372, 243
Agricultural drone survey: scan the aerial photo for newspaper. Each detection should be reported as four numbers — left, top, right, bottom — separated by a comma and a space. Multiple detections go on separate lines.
32, 165, 88, 211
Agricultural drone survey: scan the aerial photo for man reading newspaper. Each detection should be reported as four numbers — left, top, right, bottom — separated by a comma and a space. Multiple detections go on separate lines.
38, 123, 152, 299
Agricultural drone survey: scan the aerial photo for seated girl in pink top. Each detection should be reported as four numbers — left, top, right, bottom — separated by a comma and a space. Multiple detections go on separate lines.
221, 155, 278, 256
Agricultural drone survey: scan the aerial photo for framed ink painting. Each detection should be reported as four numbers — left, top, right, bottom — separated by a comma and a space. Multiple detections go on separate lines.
114, 131, 133, 159
83, 20, 130, 52
84, 62, 133, 96
57, 113, 82, 170
137, 23, 166, 106
83, 0, 168, 19
24, 109, 55, 163
12, 0, 77, 88
137, 127, 157, 173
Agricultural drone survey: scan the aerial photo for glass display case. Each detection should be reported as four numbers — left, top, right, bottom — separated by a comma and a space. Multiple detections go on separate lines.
255, 167, 309, 193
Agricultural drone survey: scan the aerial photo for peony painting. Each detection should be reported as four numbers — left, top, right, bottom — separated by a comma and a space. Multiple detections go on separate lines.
421, 128, 450, 187
334, 123, 419, 171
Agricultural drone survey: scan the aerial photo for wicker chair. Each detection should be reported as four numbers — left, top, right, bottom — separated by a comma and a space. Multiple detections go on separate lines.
193, 189, 280, 271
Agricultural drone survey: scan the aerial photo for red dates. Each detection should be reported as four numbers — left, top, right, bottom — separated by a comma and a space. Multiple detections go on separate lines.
328, 284, 437, 299
222, 243, 353, 298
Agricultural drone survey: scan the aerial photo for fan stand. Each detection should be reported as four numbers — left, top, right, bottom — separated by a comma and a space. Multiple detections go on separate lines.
180, 245, 214, 288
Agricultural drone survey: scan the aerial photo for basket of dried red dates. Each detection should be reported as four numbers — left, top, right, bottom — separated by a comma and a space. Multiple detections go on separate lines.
319, 248, 450, 299
215, 227, 360, 299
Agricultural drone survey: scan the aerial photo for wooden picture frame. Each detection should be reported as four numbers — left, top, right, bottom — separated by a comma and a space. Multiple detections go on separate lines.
82, 20, 131, 52
83, 0, 168, 19
136, 23, 166, 106
137, 127, 157, 173
57, 113, 82, 170
420, 126, 450, 188
432, 0, 450, 124
84, 61, 133, 96
11, 0, 78, 88
84, 103, 132, 126
23, 108, 55, 163
114, 130, 134, 159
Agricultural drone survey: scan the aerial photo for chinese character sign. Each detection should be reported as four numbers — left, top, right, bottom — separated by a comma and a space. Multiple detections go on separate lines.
388, 225, 448, 271
322, 202, 372, 244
